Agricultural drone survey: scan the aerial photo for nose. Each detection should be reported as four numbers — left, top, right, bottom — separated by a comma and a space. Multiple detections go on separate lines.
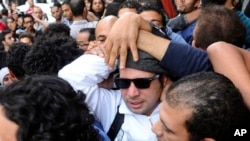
152, 120, 163, 137
126, 82, 140, 98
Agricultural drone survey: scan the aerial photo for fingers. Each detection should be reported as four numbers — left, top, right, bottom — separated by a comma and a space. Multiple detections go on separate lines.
108, 38, 120, 69
119, 42, 128, 69
130, 41, 139, 62
104, 37, 112, 65
85, 41, 105, 57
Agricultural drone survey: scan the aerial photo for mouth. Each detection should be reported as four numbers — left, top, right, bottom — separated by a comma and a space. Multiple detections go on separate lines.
128, 101, 143, 109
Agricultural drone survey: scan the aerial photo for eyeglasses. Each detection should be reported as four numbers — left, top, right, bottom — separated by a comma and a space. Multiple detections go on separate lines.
77, 42, 89, 48
114, 75, 160, 89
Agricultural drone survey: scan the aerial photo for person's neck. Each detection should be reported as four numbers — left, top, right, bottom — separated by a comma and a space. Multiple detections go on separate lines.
73, 15, 86, 21
4, 45, 9, 52
56, 17, 62, 23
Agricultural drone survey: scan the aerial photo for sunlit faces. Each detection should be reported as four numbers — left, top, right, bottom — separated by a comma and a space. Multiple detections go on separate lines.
95, 16, 117, 45
2, 74, 13, 86
51, 6, 62, 21
174, 0, 200, 13
7, 18, 17, 31
152, 101, 192, 141
91, 0, 104, 13
139, 10, 163, 27
85, 0, 91, 10
76, 32, 90, 51
32, 6, 43, 20
3, 33, 14, 48
119, 68, 163, 116
61, 4, 73, 21
23, 16, 34, 30
0, 106, 18, 141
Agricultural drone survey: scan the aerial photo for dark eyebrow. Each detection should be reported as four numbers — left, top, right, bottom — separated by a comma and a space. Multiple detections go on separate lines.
96, 35, 106, 39
160, 118, 175, 134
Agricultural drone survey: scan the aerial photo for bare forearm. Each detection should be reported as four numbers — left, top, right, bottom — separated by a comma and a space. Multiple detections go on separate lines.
137, 30, 170, 61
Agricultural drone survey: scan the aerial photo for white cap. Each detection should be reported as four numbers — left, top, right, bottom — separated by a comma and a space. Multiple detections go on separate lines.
0, 67, 9, 85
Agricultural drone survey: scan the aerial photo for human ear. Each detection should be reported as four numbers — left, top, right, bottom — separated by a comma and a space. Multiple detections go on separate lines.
160, 75, 173, 101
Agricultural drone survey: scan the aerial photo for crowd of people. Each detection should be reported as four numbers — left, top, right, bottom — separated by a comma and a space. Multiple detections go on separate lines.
0, 0, 250, 141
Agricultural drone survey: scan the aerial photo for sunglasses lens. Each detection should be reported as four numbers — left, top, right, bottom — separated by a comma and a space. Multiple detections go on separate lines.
133, 79, 151, 89
115, 79, 130, 89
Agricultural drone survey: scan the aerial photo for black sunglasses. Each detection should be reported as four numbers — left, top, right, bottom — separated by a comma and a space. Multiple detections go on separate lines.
114, 75, 160, 89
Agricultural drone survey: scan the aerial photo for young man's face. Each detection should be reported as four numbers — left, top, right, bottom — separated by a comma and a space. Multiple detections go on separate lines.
76, 32, 90, 51
152, 101, 192, 141
51, 7, 62, 21
7, 18, 17, 31
61, 4, 73, 21
174, 0, 200, 13
139, 10, 163, 27
23, 17, 34, 30
119, 68, 163, 116
92, 0, 104, 13
3, 33, 14, 48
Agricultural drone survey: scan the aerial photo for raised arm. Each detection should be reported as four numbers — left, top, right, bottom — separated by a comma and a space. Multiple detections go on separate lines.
104, 12, 211, 79
207, 41, 250, 109
104, 12, 152, 69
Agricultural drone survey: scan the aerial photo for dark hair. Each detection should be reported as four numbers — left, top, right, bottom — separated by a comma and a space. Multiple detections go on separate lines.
166, 72, 250, 141
23, 14, 34, 21
6, 42, 31, 80
1, 8, 8, 16
201, 0, 226, 7
104, 2, 121, 17
0, 75, 100, 141
0, 29, 11, 42
43, 23, 70, 36
23, 33, 83, 76
194, 5, 246, 49
69, 0, 85, 16
23, 14, 34, 22
52, 1, 62, 8
89, 0, 105, 19
137, 3, 166, 27
62, 0, 70, 5
136, 0, 163, 7
7, 16, 15, 21
79, 27, 96, 41
119, 0, 141, 11
19, 33, 34, 44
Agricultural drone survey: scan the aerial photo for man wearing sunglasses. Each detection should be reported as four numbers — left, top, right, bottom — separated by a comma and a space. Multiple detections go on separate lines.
59, 49, 172, 141
58, 15, 173, 141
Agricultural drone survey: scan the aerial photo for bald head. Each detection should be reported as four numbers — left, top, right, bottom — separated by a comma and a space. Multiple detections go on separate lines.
95, 16, 118, 45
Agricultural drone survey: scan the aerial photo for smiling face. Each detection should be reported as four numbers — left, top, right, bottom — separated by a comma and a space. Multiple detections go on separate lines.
152, 101, 192, 141
119, 68, 163, 116
0, 106, 19, 141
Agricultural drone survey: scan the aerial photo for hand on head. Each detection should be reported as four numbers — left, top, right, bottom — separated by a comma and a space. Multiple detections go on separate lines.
104, 12, 151, 69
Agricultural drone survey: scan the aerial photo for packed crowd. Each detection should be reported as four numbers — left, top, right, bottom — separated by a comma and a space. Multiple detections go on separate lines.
0, 0, 250, 141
